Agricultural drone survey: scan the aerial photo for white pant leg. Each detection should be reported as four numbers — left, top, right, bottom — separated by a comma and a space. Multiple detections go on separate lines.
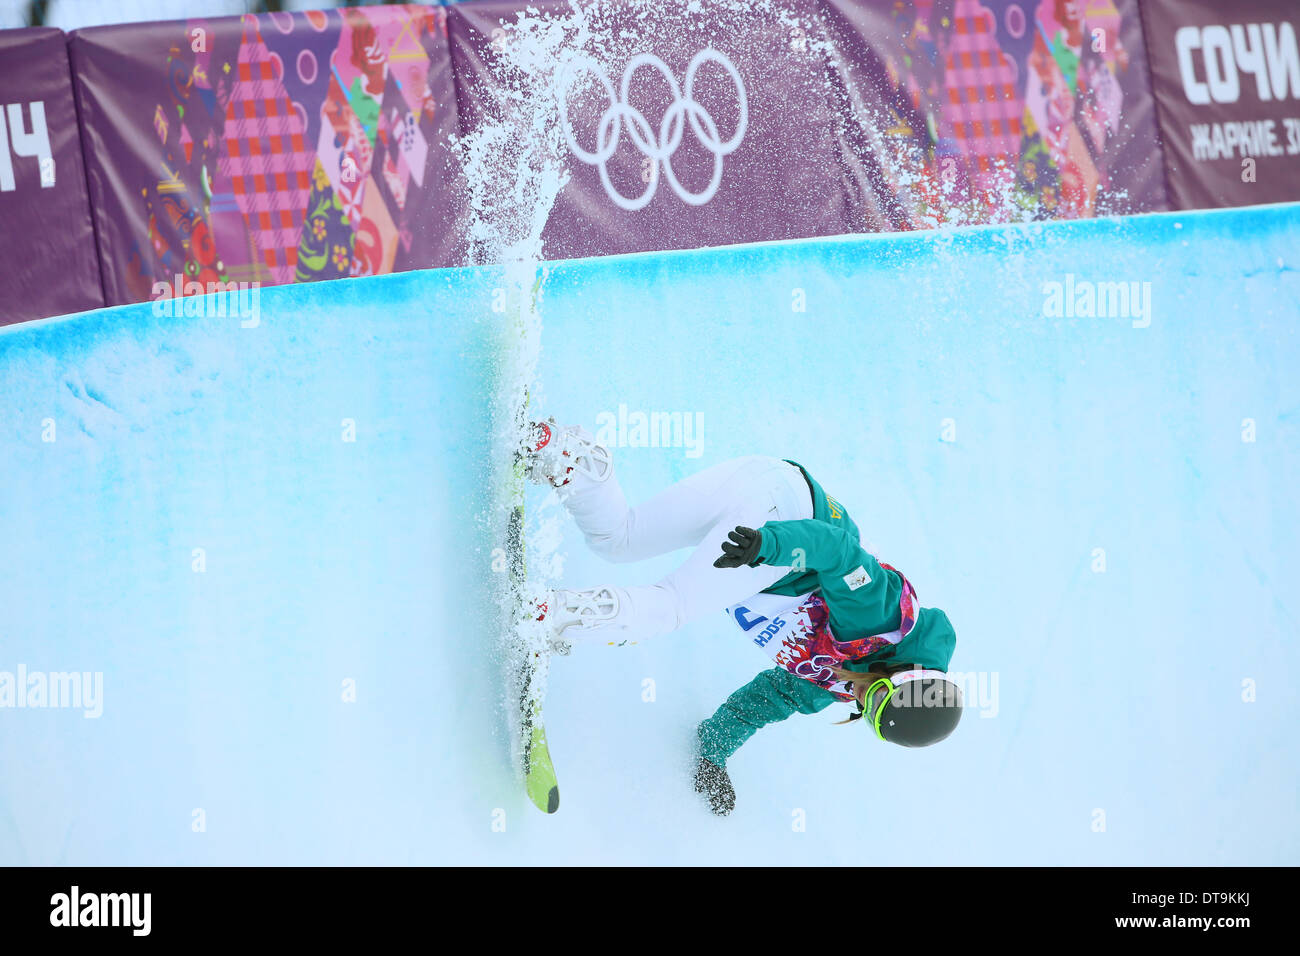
561, 455, 772, 562
560, 455, 814, 642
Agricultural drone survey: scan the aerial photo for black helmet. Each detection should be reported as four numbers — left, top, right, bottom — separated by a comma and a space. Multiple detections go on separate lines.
861, 669, 963, 747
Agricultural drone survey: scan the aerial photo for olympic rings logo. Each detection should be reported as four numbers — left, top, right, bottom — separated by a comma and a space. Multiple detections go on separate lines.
557, 49, 748, 211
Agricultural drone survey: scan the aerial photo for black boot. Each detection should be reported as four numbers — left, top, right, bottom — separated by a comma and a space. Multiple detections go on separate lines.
694, 758, 736, 816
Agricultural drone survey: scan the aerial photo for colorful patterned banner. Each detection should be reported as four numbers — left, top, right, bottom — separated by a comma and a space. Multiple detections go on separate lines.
815, 0, 1169, 227
69, 5, 465, 307
9, 0, 1294, 324
0, 27, 103, 327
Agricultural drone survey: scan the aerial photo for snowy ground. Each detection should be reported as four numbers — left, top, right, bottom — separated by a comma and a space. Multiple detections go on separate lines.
0, 203, 1297, 864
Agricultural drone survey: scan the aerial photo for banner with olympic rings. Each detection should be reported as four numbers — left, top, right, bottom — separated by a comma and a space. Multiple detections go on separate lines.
450, 0, 1168, 260
1, 0, 1199, 321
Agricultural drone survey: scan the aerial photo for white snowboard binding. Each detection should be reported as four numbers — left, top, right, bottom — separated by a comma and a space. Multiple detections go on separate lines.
525, 418, 612, 488
533, 586, 634, 655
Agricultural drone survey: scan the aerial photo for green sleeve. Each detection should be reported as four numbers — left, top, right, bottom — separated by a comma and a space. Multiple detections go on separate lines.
756, 518, 869, 575
697, 667, 838, 767
754, 519, 900, 635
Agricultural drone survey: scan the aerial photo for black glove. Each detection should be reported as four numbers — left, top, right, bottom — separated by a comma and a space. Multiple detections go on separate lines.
694, 758, 736, 816
713, 525, 763, 569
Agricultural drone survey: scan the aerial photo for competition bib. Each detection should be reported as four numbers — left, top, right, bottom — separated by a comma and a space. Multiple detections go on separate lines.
726, 569, 919, 700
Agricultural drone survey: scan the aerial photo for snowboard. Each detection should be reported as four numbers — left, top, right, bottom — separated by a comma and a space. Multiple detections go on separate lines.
507, 447, 559, 814
506, 272, 559, 814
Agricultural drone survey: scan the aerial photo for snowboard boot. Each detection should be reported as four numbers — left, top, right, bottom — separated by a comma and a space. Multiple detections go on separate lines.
524, 418, 612, 488
535, 586, 636, 655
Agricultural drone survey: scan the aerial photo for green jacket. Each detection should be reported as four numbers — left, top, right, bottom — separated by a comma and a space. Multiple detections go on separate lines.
697, 462, 957, 767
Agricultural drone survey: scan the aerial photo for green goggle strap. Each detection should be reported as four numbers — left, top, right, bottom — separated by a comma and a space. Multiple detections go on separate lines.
862, 676, 898, 741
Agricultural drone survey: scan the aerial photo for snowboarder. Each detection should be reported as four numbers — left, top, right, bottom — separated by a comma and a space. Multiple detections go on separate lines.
524, 418, 963, 816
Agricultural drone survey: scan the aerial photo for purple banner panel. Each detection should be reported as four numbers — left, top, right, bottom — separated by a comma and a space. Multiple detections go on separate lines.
1141, 0, 1300, 209
447, 0, 1166, 264
818, 0, 1168, 228
0, 27, 104, 326
447, 0, 877, 261
69, 5, 466, 307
